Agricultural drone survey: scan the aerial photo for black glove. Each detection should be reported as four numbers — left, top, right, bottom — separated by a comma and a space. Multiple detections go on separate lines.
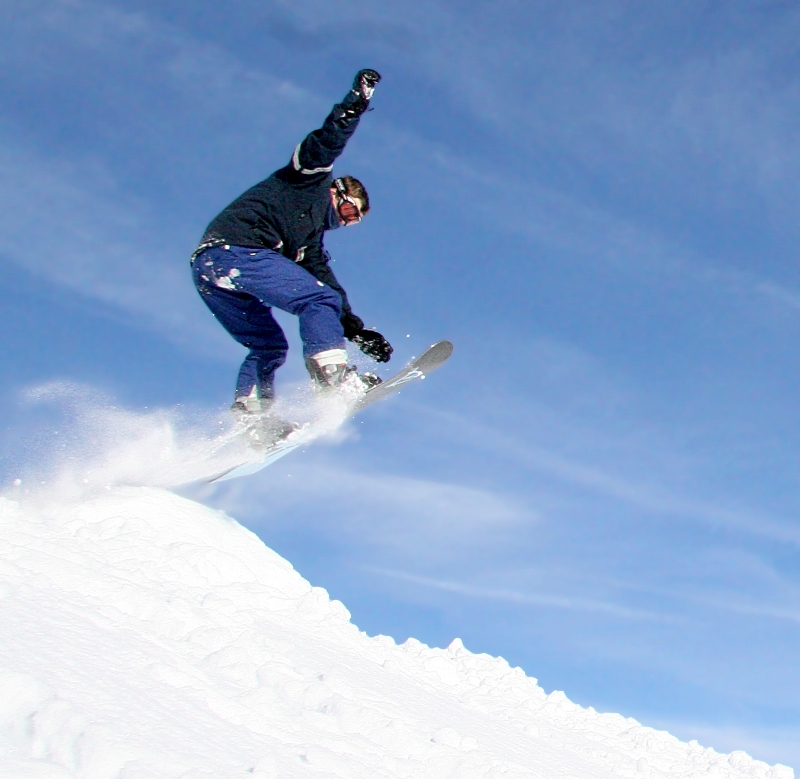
352, 69, 381, 100
336, 69, 382, 122
350, 328, 393, 363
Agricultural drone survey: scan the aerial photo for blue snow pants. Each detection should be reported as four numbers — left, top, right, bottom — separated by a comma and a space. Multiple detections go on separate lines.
192, 245, 346, 401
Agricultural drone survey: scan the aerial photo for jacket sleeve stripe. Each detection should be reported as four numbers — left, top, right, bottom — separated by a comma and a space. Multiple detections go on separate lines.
292, 144, 334, 175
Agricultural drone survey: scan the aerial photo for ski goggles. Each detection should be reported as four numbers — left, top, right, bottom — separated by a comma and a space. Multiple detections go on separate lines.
334, 178, 362, 225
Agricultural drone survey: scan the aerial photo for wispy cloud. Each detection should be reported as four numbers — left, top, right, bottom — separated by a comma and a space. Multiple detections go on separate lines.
0, 140, 221, 352
349, 80, 800, 339
188, 455, 535, 563
0, 0, 322, 355
402, 393, 800, 547
697, 598, 800, 626
632, 549, 800, 627
5, 0, 800, 360
368, 567, 667, 621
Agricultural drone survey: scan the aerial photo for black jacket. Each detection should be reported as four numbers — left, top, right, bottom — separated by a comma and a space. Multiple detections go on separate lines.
195, 91, 365, 322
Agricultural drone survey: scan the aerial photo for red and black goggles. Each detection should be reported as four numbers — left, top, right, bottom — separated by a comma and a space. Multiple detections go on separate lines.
334, 178, 362, 224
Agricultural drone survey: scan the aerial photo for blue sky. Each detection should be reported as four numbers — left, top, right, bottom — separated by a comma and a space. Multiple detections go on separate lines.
2, 0, 800, 768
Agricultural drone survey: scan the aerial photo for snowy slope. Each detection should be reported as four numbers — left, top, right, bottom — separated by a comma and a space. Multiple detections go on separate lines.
0, 486, 793, 779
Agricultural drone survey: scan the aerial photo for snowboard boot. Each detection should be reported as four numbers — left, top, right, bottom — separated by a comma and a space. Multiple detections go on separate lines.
305, 348, 381, 395
231, 392, 300, 448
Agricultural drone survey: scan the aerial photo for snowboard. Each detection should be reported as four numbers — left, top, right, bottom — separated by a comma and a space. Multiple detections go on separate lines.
208, 340, 453, 483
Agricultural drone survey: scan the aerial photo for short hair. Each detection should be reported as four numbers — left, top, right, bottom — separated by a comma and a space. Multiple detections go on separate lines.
340, 175, 370, 214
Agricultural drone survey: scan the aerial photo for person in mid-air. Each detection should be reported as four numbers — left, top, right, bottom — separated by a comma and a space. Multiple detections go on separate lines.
191, 70, 393, 438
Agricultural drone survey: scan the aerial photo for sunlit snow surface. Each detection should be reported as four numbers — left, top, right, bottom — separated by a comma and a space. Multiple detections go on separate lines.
0, 393, 794, 778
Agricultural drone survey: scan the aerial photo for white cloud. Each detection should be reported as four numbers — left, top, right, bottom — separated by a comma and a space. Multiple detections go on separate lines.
190, 454, 534, 564
402, 384, 800, 547
0, 139, 220, 351
369, 567, 666, 621
0, 0, 321, 357
4, 0, 800, 361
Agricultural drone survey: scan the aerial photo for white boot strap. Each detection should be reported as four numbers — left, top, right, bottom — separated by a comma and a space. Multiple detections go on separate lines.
311, 348, 348, 368
235, 385, 262, 413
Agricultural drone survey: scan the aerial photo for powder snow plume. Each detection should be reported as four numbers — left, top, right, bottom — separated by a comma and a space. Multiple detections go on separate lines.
2, 381, 352, 504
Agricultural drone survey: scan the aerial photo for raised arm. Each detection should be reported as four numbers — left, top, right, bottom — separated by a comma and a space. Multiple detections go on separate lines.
290, 70, 381, 176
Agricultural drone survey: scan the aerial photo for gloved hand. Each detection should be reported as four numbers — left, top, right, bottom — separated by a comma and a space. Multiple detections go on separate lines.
337, 69, 382, 122
352, 69, 381, 101
350, 329, 393, 363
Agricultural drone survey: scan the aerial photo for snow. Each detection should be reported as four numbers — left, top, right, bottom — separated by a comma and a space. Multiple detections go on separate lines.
11, 385, 353, 492
0, 479, 794, 779
0, 393, 794, 778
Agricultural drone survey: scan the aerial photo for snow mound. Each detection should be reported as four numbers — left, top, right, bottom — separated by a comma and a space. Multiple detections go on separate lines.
0, 487, 793, 779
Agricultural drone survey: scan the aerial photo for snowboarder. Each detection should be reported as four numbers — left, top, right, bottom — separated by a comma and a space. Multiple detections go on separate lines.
191, 70, 393, 437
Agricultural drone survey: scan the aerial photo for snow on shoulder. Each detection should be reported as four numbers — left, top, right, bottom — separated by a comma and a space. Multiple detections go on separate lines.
0, 487, 793, 779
